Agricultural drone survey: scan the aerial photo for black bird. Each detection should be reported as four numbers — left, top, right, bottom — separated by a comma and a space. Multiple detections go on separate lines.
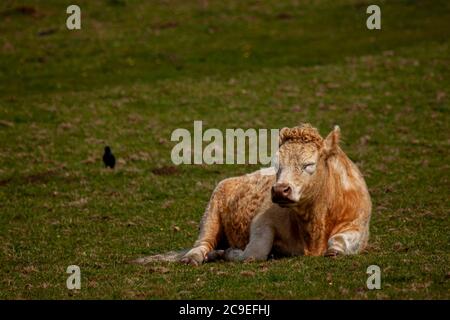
103, 146, 116, 169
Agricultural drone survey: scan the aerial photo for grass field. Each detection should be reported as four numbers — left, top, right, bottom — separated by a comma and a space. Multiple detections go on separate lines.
0, 0, 449, 299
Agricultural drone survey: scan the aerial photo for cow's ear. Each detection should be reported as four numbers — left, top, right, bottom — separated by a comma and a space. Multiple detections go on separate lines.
279, 127, 290, 146
323, 125, 340, 156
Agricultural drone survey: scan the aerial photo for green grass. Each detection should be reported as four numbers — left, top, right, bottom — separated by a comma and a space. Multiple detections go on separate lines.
0, 0, 449, 299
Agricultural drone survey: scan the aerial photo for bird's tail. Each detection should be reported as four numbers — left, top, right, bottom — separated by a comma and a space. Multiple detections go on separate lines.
130, 249, 189, 265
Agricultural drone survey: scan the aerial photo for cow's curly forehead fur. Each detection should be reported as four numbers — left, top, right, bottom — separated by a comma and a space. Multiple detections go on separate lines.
278, 142, 318, 166
279, 123, 324, 148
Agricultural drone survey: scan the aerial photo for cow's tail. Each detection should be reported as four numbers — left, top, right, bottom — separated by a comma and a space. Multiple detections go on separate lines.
130, 249, 189, 265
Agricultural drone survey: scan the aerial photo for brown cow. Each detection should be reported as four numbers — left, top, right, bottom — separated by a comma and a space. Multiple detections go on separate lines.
134, 124, 371, 265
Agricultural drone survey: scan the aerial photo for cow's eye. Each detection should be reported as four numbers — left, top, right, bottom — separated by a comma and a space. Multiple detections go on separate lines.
303, 163, 316, 174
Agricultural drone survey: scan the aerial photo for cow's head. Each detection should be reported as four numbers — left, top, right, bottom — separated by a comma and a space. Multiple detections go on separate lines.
271, 124, 340, 207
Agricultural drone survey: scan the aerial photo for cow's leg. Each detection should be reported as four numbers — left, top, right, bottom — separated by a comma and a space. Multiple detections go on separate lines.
326, 230, 362, 256
224, 214, 275, 262
181, 184, 226, 266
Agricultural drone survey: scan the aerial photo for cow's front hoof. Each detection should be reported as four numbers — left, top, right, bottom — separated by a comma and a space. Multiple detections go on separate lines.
180, 248, 205, 266
180, 256, 200, 266
324, 249, 341, 258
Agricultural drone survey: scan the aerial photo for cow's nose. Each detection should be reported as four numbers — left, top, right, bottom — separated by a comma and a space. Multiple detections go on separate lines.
271, 183, 292, 201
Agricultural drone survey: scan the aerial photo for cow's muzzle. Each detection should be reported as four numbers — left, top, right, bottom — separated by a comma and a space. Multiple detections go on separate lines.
271, 183, 295, 206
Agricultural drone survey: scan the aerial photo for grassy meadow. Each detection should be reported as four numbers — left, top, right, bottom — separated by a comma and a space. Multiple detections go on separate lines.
0, 0, 449, 299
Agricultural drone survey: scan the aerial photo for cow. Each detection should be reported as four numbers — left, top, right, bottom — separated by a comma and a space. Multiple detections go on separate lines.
134, 124, 371, 266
